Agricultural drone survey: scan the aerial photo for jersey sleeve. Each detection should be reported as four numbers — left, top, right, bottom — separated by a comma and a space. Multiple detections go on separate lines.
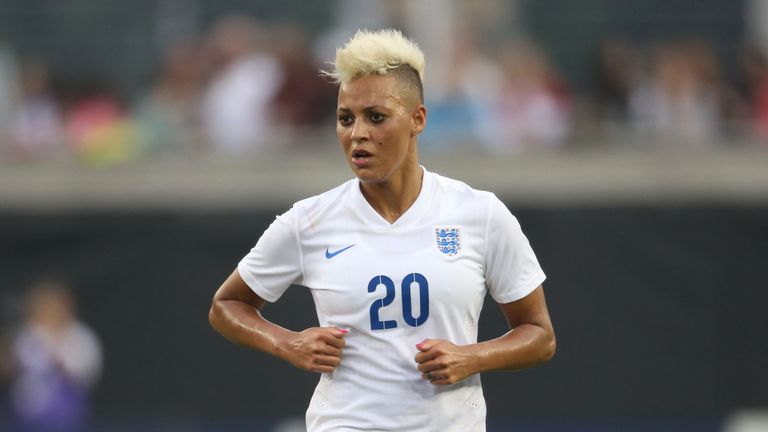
484, 195, 546, 303
237, 206, 303, 303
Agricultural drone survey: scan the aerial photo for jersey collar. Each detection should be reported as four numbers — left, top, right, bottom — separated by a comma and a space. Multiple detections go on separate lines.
349, 166, 435, 230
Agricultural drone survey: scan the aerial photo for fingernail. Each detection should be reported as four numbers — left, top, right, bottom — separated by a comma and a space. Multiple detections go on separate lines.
416, 343, 424, 349
338, 329, 349, 334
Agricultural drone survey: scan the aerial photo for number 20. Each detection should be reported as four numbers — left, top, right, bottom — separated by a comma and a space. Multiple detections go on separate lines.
367, 273, 429, 330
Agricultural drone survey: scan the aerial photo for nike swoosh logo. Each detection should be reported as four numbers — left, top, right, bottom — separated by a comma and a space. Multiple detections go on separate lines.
325, 244, 355, 259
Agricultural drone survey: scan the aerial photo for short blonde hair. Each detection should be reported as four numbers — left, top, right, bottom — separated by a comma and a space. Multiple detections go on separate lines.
324, 28, 425, 86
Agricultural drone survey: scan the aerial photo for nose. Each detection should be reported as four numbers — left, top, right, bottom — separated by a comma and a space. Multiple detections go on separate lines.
350, 118, 370, 142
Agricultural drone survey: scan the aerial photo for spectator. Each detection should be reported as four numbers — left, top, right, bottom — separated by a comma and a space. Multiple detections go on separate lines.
134, 38, 209, 154
485, 40, 570, 152
201, 16, 283, 154
629, 40, 721, 143
592, 38, 639, 134
0, 44, 20, 153
8, 60, 63, 159
6, 279, 102, 432
64, 82, 140, 166
420, 27, 498, 152
741, 43, 768, 142
271, 24, 337, 144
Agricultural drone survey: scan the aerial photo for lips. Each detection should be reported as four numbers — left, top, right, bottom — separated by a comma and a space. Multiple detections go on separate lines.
351, 148, 373, 167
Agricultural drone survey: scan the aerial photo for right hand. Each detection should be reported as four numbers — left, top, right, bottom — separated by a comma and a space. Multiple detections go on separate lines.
280, 327, 348, 373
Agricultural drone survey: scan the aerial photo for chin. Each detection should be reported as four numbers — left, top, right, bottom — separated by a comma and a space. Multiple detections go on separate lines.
354, 170, 385, 185
355, 173, 379, 184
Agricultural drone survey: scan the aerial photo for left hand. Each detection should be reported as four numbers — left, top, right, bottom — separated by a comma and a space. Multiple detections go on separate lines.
414, 339, 477, 386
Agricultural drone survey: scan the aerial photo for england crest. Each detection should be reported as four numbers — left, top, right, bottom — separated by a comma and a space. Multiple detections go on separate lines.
435, 227, 461, 256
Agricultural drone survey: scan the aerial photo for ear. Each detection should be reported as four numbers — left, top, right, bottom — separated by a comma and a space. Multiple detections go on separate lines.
411, 104, 427, 136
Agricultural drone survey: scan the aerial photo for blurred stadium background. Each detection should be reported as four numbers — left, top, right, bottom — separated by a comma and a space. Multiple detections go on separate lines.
1, 0, 767, 431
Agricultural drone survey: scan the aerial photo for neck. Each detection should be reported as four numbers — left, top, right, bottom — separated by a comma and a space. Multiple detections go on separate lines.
360, 163, 424, 224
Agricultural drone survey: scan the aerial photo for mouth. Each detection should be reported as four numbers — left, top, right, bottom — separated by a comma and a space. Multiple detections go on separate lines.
351, 148, 373, 167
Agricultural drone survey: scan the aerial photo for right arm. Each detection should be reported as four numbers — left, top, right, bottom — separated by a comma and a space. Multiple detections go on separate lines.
209, 269, 347, 373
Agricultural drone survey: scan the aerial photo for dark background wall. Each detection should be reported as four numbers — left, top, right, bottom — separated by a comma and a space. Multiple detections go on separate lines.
1, 204, 765, 429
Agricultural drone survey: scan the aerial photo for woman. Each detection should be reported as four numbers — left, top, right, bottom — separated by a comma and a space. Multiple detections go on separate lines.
209, 29, 555, 432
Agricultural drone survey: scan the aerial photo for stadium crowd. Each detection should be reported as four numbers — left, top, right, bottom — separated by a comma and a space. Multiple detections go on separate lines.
0, 16, 767, 165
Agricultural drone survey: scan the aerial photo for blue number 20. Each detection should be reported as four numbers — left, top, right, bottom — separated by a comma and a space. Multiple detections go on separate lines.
368, 273, 429, 330
367, 275, 397, 330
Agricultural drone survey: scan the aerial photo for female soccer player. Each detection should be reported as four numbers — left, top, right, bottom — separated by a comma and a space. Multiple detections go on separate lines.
209, 29, 555, 431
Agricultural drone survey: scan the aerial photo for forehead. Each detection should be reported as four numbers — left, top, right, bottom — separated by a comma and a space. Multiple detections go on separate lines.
337, 74, 404, 109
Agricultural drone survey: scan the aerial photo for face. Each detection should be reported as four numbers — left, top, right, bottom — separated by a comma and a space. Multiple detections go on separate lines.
28, 287, 74, 330
336, 74, 426, 185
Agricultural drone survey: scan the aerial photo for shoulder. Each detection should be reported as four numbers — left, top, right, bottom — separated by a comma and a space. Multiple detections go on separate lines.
287, 177, 357, 228
293, 177, 354, 212
428, 169, 519, 231
429, 169, 497, 209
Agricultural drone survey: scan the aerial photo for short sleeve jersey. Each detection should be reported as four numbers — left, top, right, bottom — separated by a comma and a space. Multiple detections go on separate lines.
238, 168, 546, 432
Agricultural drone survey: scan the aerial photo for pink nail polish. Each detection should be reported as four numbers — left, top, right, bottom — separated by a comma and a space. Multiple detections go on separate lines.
338, 329, 349, 334
416, 343, 424, 349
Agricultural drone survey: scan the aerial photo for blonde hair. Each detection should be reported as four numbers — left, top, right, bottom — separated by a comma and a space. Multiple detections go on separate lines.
324, 28, 425, 86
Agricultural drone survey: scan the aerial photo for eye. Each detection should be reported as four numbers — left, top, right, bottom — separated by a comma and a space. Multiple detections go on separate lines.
338, 114, 353, 126
369, 112, 385, 123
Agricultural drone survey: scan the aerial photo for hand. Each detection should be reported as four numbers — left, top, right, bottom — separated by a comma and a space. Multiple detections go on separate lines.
414, 339, 477, 386
281, 327, 348, 373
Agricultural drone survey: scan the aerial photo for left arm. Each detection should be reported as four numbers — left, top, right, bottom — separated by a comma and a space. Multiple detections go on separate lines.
415, 285, 555, 385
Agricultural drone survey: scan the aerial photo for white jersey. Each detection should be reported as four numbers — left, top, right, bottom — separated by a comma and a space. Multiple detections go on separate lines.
238, 168, 545, 432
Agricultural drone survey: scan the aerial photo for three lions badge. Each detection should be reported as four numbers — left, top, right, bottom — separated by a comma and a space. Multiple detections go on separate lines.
435, 227, 461, 256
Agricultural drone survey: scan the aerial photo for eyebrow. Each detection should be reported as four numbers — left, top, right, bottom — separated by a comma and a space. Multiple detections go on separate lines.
336, 105, 389, 113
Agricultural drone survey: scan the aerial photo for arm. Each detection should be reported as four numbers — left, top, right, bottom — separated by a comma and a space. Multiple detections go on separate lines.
415, 285, 555, 385
209, 269, 347, 373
